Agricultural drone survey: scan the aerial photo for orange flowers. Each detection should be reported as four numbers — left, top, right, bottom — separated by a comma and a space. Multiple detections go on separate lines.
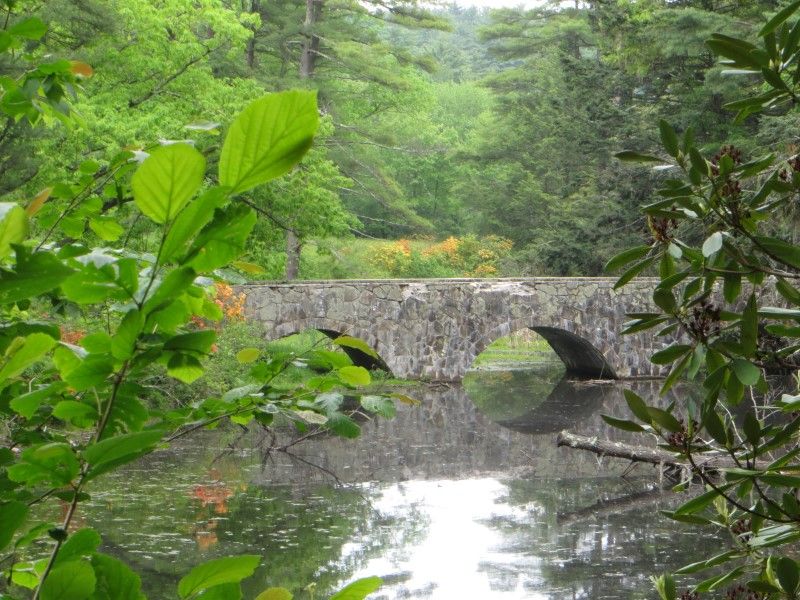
214, 282, 245, 321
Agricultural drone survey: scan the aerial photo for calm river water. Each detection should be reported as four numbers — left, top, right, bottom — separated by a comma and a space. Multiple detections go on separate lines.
81, 364, 722, 599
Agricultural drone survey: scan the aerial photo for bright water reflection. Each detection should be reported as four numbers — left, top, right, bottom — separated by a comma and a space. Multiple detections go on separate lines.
83, 366, 722, 599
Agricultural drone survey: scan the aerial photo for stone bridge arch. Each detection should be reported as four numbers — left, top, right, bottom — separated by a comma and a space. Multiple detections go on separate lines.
468, 319, 617, 379
239, 278, 671, 381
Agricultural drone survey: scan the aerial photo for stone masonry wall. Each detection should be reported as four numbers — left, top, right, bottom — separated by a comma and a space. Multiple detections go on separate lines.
238, 277, 673, 382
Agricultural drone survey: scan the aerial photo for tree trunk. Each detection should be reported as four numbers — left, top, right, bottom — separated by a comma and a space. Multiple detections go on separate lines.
300, 0, 322, 79
246, 1, 259, 69
556, 430, 735, 473
285, 229, 301, 280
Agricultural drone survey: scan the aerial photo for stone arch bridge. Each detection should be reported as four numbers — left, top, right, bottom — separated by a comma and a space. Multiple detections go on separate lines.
238, 278, 671, 382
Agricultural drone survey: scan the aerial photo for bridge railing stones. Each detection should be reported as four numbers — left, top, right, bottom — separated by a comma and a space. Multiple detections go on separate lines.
237, 277, 674, 382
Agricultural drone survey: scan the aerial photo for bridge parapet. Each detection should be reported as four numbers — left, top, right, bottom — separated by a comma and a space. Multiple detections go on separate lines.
239, 277, 672, 381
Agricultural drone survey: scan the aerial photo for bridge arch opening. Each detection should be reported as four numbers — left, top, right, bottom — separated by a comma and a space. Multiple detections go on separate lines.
469, 324, 618, 380
265, 328, 392, 375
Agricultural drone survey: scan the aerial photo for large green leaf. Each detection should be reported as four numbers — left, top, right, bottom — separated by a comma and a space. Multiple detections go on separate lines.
90, 553, 146, 600
360, 396, 396, 419
40, 561, 96, 600
161, 188, 228, 262
0, 203, 27, 260
54, 528, 101, 565
132, 144, 206, 224
186, 204, 257, 272
218, 91, 319, 194
177, 555, 260, 599
0, 501, 28, 551
337, 366, 371, 387
0, 333, 56, 384
83, 430, 164, 475
7, 443, 80, 487
0, 249, 74, 305
330, 577, 382, 600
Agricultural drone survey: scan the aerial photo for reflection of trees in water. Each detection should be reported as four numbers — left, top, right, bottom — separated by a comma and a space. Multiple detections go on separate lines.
83, 441, 424, 599
478, 477, 722, 599
82, 371, 716, 600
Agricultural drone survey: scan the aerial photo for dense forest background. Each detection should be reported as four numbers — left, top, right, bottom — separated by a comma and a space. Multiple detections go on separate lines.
2, 0, 792, 279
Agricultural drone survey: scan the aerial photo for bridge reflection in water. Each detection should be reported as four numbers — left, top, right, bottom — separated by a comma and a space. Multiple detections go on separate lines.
81, 368, 713, 600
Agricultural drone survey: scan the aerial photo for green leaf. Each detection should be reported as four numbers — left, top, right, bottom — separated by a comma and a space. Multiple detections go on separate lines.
165, 331, 216, 354
161, 188, 228, 262
88, 217, 124, 242
333, 336, 380, 360
236, 348, 261, 364
54, 528, 101, 565
142, 267, 196, 315
614, 256, 656, 290
9, 17, 47, 40
0, 333, 56, 383
741, 293, 758, 358
111, 309, 143, 361
255, 589, 293, 600
0, 203, 27, 260
9, 383, 61, 419
7, 443, 80, 487
760, 1, 800, 36
604, 245, 651, 273
0, 249, 74, 305
197, 583, 242, 600
167, 354, 204, 384
83, 430, 163, 474
177, 555, 260, 599
675, 485, 732, 515
327, 413, 361, 438
64, 355, 113, 391
330, 577, 382, 600
651, 344, 691, 365
52, 401, 99, 427
360, 396, 396, 419
601, 414, 645, 432
732, 359, 761, 386
777, 557, 799, 595
0, 501, 28, 551
615, 151, 665, 163
623, 389, 652, 422
40, 561, 96, 600
654, 574, 676, 600
659, 120, 679, 157
647, 407, 682, 432
338, 366, 371, 387
754, 236, 800, 269
218, 91, 319, 194
743, 410, 761, 446
186, 204, 257, 272
132, 144, 206, 224
90, 553, 145, 600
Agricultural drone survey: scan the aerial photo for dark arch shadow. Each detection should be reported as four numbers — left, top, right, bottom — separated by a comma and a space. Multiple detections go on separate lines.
530, 326, 617, 380
489, 376, 616, 435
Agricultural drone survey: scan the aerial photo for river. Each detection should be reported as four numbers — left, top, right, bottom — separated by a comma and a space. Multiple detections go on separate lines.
79, 363, 722, 599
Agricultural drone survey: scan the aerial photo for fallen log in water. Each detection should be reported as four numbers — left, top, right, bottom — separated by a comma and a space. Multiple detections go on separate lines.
555, 430, 736, 474
556, 486, 665, 525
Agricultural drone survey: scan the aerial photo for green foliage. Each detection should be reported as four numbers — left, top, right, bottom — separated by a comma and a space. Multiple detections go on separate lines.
607, 3, 800, 596
0, 65, 392, 598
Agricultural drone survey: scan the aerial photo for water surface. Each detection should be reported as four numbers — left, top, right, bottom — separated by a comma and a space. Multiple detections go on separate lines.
82, 365, 721, 598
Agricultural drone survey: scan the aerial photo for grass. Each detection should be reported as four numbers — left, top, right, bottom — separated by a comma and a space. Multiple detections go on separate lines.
471, 330, 559, 368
